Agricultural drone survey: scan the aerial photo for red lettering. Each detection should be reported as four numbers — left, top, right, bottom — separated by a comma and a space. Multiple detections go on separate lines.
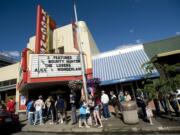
41, 27, 47, 35
40, 40, 46, 48
41, 21, 47, 28
42, 34, 46, 41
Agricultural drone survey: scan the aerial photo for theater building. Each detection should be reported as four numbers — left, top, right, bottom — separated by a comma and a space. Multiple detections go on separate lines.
15, 5, 99, 112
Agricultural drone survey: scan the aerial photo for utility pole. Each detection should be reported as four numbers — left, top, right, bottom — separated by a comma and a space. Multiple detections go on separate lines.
73, 0, 88, 101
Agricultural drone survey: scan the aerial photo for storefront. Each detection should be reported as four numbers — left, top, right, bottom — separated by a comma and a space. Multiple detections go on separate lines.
93, 44, 159, 98
0, 63, 18, 103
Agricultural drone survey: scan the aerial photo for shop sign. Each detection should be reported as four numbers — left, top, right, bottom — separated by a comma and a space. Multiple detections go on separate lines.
35, 5, 56, 54
30, 54, 82, 78
20, 96, 26, 105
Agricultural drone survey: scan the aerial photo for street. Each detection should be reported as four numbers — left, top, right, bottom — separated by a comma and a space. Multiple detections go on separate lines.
11, 131, 180, 135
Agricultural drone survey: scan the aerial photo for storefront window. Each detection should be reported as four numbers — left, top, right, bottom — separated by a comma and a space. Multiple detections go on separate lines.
58, 47, 64, 54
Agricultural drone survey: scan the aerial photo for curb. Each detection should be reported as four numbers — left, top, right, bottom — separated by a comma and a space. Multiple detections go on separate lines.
21, 126, 180, 133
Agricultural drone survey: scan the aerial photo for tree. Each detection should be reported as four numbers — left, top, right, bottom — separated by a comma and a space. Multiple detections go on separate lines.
142, 61, 180, 114
142, 62, 180, 98
141, 62, 158, 102
68, 80, 82, 92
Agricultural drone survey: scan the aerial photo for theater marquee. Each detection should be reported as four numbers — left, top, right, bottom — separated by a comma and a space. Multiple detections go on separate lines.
30, 54, 82, 78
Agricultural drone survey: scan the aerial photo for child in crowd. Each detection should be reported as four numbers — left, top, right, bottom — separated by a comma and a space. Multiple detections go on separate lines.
79, 99, 90, 128
146, 103, 154, 125
93, 97, 103, 128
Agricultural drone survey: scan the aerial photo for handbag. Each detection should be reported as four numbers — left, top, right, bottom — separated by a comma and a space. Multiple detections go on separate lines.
86, 106, 90, 114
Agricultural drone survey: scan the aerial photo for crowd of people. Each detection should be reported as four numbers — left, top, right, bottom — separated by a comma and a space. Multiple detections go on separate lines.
0, 88, 178, 128
2, 89, 178, 128
26, 95, 67, 125
136, 90, 180, 125
25, 90, 136, 128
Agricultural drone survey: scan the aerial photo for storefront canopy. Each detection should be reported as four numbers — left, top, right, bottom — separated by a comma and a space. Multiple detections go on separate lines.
92, 45, 159, 86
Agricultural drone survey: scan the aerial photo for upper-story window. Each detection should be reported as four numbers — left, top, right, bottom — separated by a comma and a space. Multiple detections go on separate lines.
58, 47, 64, 54
0, 79, 17, 87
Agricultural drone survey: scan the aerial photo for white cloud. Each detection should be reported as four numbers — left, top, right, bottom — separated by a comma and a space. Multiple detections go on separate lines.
115, 39, 144, 50
0, 52, 8, 57
129, 29, 134, 33
135, 39, 142, 44
116, 43, 136, 49
8, 51, 20, 57
0, 50, 20, 58
176, 32, 180, 35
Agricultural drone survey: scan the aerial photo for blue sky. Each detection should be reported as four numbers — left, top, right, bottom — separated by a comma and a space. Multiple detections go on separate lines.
0, 0, 180, 58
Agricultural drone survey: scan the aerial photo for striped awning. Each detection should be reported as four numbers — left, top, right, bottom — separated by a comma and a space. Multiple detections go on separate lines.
92, 46, 159, 85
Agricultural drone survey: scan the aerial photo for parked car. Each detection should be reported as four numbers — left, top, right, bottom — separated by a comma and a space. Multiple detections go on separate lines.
0, 108, 19, 129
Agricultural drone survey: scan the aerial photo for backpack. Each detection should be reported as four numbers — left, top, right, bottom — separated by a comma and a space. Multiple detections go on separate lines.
29, 102, 35, 112
56, 99, 64, 109
111, 96, 117, 106
27, 101, 34, 112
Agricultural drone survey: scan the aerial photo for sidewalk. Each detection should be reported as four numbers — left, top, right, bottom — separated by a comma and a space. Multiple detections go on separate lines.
20, 114, 180, 133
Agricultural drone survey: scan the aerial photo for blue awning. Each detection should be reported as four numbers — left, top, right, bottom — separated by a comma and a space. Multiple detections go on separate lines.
92, 46, 159, 86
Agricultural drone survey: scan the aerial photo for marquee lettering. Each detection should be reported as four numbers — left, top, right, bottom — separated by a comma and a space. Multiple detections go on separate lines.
31, 54, 82, 78
35, 5, 56, 54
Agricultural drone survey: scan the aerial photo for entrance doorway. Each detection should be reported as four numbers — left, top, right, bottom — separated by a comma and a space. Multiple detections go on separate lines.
27, 84, 81, 110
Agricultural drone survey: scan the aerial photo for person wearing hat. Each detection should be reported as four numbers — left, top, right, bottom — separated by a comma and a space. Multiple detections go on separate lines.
34, 95, 45, 125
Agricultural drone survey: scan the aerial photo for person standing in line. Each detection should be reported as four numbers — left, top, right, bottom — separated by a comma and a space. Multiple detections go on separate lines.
146, 102, 154, 125
49, 96, 56, 124
153, 93, 160, 117
136, 92, 147, 120
7, 97, 16, 114
70, 91, 77, 125
124, 91, 132, 102
34, 95, 45, 125
25, 99, 30, 117
169, 94, 180, 117
93, 97, 103, 128
101, 90, 110, 120
158, 92, 168, 114
79, 99, 90, 128
27, 99, 35, 125
118, 91, 125, 112
55, 95, 67, 124
87, 95, 94, 126
110, 91, 119, 117
45, 96, 51, 120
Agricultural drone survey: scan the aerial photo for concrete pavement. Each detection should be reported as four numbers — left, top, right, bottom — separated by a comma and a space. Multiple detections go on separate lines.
20, 114, 180, 133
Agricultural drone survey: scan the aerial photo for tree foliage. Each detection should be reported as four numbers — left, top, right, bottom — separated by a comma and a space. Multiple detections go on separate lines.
68, 80, 82, 92
141, 62, 180, 101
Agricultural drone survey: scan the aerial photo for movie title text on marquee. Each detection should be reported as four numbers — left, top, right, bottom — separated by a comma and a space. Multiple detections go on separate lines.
30, 54, 82, 78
